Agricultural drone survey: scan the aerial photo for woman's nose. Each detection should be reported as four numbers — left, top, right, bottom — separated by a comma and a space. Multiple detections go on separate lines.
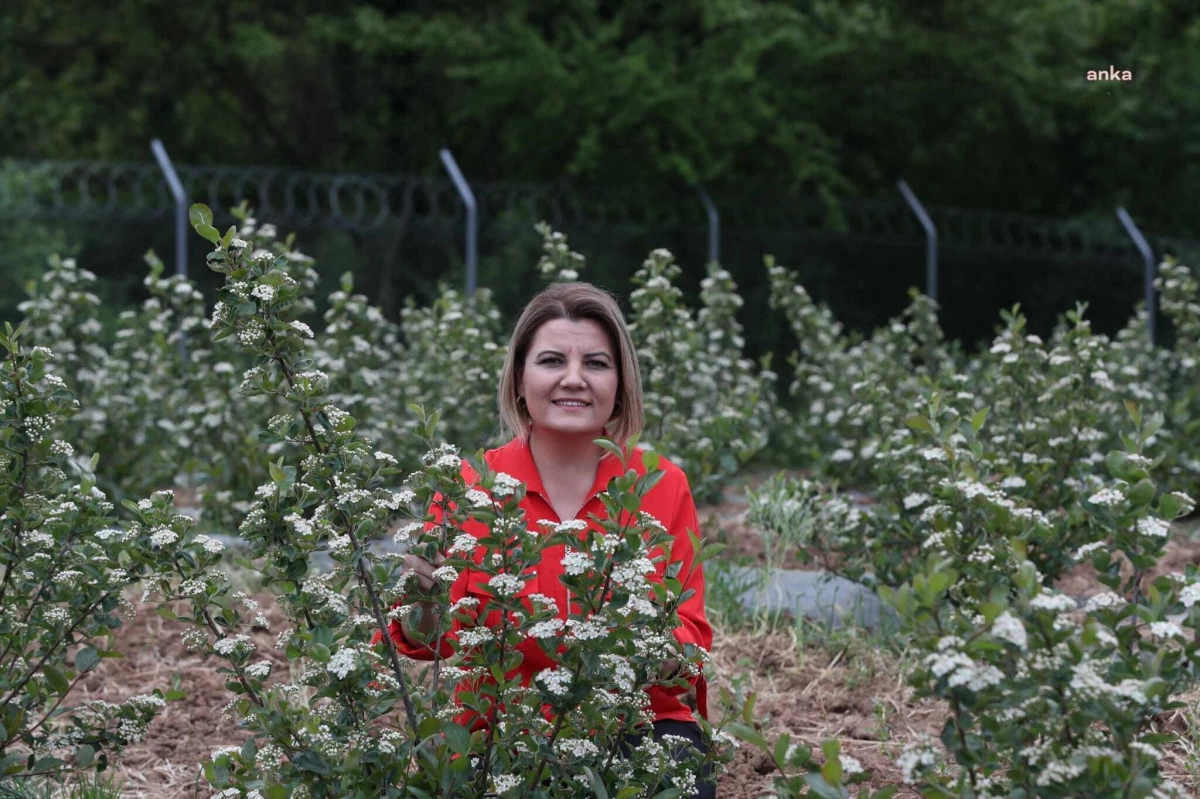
561, 361, 586, 384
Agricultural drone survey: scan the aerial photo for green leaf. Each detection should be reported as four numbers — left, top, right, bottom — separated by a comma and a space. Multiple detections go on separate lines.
442, 722, 470, 755
189, 204, 213, 228
584, 766, 609, 799
74, 646, 100, 673
905, 415, 933, 434
292, 750, 330, 775
594, 438, 627, 465
43, 665, 69, 698
726, 721, 768, 752
970, 407, 989, 433
1128, 479, 1156, 507
196, 224, 221, 245
31, 756, 65, 774
75, 745, 94, 768
0, 754, 25, 776
803, 772, 846, 799
268, 462, 286, 483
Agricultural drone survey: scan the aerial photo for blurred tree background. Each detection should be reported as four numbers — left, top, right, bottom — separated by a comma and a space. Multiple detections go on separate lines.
2, 0, 1198, 355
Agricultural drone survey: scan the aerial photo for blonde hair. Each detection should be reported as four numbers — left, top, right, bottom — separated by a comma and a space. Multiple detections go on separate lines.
498, 282, 644, 449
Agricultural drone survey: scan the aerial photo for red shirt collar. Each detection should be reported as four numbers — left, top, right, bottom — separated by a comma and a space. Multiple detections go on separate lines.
488, 435, 633, 501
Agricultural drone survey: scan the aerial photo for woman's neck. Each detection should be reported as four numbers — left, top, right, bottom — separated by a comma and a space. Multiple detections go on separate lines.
527, 427, 604, 481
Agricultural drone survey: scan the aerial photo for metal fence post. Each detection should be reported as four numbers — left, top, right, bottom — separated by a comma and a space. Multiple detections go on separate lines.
695, 184, 720, 265
438, 149, 477, 300
1115, 207, 1157, 345
897, 180, 938, 304
151, 139, 189, 362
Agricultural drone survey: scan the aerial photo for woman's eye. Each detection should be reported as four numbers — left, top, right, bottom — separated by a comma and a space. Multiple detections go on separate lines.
541, 358, 608, 367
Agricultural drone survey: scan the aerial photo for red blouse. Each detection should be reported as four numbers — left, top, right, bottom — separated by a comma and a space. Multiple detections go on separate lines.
372, 435, 712, 726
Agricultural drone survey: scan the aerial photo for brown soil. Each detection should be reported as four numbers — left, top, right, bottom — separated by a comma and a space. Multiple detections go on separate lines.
708, 628, 936, 798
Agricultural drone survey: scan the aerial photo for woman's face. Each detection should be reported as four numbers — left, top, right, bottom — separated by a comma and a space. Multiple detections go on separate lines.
517, 318, 620, 438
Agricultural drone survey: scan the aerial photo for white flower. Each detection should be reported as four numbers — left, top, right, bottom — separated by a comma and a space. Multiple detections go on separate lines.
1179, 582, 1200, 608
491, 774, 522, 794
839, 755, 864, 775
1084, 591, 1123, 612
448, 534, 476, 556
327, 648, 358, 680
537, 668, 572, 696
211, 746, 241, 762
1030, 592, 1077, 614
213, 635, 253, 657
903, 493, 929, 510
991, 611, 1027, 649
527, 619, 564, 639
1073, 541, 1106, 560
290, 321, 314, 338
434, 453, 461, 469
465, 489, 493, 508
1087, 488, 1124, 507
562, 548, 594, 576
491, 472, 522, 498
555, 738, 600, 758
896, 737, 938, 783
431, 565, 458, 583
830, 448, 854, 462
193, 534, 225, 554
149, 528, 179, 547
1136, 517, 1170, 538
488, 573, 525, 597
1000, 476, 1027, 489
1149, 621, 1184, 639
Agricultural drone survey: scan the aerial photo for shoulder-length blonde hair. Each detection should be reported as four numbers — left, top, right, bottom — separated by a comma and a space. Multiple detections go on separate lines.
498, 282, 644, 448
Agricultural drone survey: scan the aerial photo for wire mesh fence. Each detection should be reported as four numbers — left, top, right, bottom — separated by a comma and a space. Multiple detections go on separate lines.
3, 157, 1198, 358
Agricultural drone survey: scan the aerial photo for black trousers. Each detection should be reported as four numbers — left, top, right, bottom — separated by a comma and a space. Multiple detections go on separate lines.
619, 720, 718, 799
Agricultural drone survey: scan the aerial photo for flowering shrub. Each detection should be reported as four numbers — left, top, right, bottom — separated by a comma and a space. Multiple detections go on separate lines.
874, 397, 1196, 797
627, 247, 777, 505
757, 258, 1200, 589
0, 322, 190, 784
144, 203, 752, 797
750, 386, 1199, 795
766, 257, 1200, 506
766, 259, 958, 487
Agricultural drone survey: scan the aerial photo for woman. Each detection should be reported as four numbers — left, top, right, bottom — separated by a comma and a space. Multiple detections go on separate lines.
375, 281, 715, 797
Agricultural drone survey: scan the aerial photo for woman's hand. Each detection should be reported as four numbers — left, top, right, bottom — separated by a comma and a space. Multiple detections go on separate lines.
657, 658, 698, 712
397, 550, 447, 642
402, 550, 447, 593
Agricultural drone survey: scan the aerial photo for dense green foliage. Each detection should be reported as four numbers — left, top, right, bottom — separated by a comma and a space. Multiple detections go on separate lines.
3, 0, 1198, 232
